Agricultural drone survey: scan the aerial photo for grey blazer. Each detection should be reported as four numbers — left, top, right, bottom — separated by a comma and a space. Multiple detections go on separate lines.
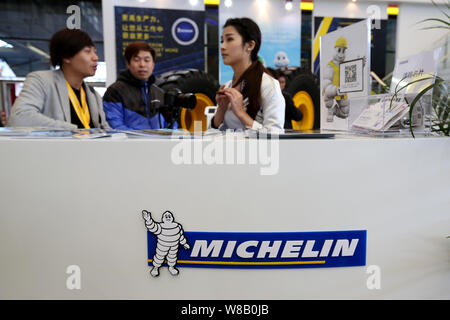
8, 69, 110, 129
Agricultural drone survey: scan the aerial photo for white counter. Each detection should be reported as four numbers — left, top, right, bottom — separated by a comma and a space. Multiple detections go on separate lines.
0, 135, 449, 299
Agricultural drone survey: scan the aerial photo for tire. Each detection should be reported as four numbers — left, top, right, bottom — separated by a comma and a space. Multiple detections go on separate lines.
277, 67, 321, 130
156, 69, 219, 131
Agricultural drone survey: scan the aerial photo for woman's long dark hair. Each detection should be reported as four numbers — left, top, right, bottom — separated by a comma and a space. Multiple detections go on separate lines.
224, 18, 267, 119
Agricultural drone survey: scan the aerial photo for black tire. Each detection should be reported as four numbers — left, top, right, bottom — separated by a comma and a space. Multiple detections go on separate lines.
277, 67, 321, 130
155, 69, 219, 131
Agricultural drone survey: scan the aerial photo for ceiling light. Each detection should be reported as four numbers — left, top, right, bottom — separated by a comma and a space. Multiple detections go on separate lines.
26, 44, 50, 59
257, 0, 267, 6
285, 0, 293, 11
0, 39, 13, 49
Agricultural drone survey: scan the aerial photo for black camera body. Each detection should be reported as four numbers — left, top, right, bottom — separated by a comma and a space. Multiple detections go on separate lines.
164, 88, 197, 111
152, 88, 197, 129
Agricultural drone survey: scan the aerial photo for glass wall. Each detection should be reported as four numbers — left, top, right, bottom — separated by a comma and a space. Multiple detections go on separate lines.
0, 0, 103, 77
301, 10, 312, 71
205, 4, 219, 81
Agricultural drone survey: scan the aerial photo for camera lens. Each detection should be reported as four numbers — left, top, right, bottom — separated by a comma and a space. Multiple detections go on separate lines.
178, 93, 197, 110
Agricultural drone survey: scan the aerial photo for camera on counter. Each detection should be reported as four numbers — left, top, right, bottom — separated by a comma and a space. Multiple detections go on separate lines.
152, 88, 197, 129
164, 88, 196, 111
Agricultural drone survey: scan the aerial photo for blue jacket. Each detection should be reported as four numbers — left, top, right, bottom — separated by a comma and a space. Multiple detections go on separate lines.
103, 70, 170, 130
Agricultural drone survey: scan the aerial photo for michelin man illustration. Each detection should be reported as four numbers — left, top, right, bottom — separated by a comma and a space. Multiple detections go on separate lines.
273, 51, 290, 68
322, 36, 350, 122
142, 210, 190, 277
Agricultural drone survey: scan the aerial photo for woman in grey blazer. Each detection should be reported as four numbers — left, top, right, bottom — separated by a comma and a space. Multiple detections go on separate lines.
8, 28, 110, 130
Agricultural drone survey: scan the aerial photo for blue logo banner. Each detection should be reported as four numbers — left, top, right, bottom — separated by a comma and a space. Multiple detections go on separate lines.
147, 230, 366, 269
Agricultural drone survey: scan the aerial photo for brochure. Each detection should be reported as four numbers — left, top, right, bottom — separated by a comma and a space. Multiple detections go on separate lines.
0, 128, 112, 139
351, 95, 410, 132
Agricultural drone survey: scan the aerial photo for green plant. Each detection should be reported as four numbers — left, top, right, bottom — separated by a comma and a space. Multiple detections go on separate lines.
390, 0, 450, 137
431, 77, 449, 135
391, 75, 448, 137
419, 0, 450, 30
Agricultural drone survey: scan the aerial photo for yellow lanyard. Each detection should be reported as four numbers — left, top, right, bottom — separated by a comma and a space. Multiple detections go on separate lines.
66, 81, 91, 129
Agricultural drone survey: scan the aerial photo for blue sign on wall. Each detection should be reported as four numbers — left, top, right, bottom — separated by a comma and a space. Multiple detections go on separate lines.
147, 230, 366, 269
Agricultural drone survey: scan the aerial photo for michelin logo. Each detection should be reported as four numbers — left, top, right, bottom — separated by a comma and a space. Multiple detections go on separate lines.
182, 230, 366, 269
191, 238, 359, 260
144, 212, 366, 273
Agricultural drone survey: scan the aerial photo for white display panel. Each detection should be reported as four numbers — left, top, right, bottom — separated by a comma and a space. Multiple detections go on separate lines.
320, 19, 371, 131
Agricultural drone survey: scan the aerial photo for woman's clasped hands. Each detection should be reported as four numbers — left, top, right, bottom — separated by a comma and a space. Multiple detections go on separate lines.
215, 85, 245, 118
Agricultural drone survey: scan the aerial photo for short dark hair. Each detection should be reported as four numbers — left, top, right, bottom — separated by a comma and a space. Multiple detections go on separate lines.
275, 72, 286, 81
124, 41, 156, 63
49, 28, 95, 67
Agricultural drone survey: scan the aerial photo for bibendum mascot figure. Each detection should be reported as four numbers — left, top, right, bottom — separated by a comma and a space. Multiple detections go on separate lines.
273, 51, 290, 68
142, 210, 190, 277
323, 36, 350, 122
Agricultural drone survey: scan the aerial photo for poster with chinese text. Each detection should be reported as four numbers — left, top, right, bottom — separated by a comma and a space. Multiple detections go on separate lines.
115, 7, 204, 76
